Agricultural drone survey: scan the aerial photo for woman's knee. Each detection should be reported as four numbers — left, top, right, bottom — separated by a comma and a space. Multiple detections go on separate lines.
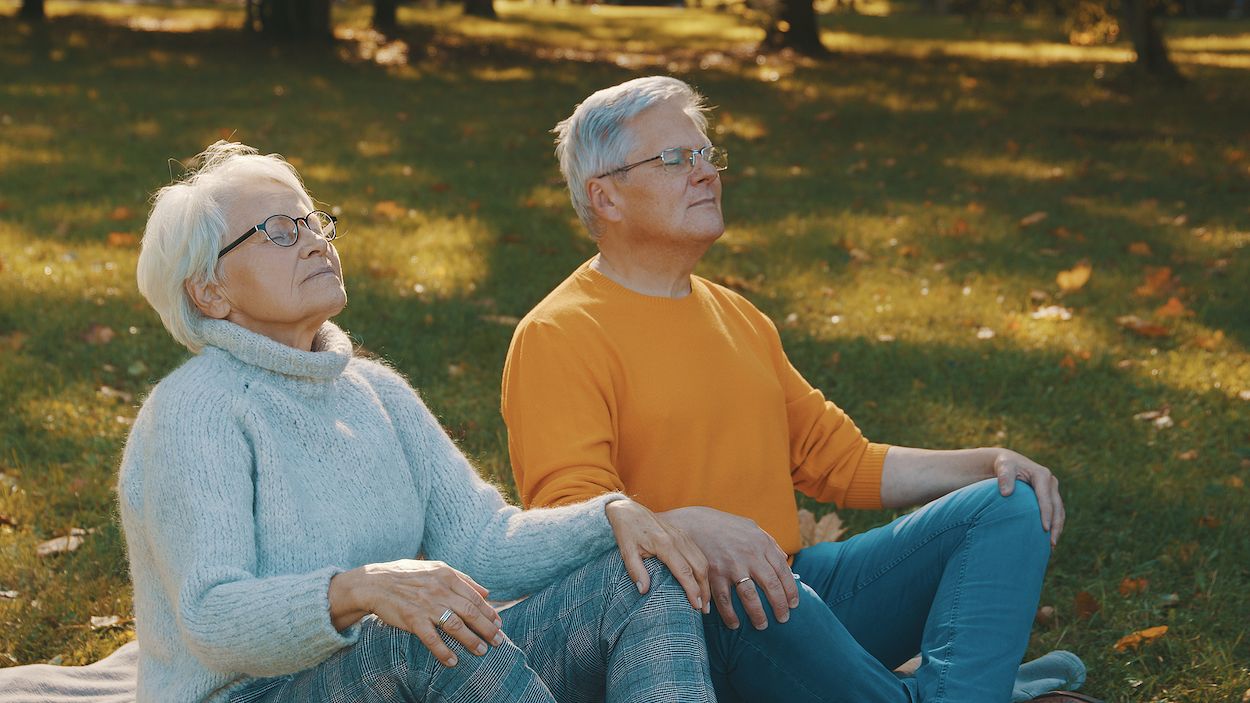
354, 616, 531, 696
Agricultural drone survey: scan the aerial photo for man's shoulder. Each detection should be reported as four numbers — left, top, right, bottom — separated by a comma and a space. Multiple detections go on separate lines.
517, 265, 608, 335
693, 275, 779, 330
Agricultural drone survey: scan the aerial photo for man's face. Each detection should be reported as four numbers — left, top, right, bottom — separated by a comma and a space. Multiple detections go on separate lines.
609, 100, 724, 246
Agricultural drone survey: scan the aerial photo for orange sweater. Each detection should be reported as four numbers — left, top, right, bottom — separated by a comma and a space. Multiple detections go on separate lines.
501, 260, 889, 556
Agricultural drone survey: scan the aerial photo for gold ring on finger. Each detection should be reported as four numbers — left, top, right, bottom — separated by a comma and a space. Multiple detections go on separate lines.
734, 576, 753, 586
436, 608, 455, 628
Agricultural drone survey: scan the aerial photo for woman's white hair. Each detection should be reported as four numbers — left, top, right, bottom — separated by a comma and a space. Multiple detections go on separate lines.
137, 141, 309, 353
553, 76, 709, 237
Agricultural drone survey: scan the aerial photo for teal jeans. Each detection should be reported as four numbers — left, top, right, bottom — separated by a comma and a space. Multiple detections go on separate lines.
706, 478, 1052, 703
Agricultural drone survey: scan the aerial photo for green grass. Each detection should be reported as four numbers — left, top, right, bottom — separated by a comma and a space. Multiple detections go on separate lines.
1, 1, 1249, 699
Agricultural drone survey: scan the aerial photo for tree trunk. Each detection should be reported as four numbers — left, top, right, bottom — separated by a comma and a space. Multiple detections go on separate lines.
1120, 0, 1181, 79
254, 0, 333, 39
761, 0, 826, 55
373, 0, 398, 30
463, 0, 497, 19
18, 0, 45, 21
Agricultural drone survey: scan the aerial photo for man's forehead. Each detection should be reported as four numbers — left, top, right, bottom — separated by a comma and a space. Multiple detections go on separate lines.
629, 103, 706, 148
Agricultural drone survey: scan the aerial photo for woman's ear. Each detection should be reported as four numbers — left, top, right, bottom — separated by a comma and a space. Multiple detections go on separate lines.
587, 177, 624, 225
184, 277, 232, 320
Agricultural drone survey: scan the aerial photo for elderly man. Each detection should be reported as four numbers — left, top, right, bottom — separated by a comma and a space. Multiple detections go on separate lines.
501, 76, 1099, 703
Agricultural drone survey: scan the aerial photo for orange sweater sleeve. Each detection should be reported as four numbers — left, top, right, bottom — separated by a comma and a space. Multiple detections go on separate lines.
501, 319, 626, 508
764, 320, 889, 510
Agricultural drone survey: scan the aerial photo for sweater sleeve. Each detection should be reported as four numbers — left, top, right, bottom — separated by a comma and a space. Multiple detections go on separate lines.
360, 362, 624, 601
761, 318, 890, 510
501, 319, 628, 508
121, 382, 357, 677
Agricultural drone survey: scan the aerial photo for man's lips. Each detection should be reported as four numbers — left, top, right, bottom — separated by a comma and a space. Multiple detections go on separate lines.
690, 198, 717, 207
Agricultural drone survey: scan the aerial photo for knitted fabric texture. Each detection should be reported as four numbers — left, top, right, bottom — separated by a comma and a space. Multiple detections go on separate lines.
117, 319, 622, 703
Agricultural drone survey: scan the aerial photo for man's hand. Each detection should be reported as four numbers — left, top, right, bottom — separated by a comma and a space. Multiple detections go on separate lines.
658, 506, 799, 630
992, 449, 1065, 546
605, 499, 710, 613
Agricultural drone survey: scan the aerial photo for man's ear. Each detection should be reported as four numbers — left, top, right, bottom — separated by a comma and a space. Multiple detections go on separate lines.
184, 277, 232, 320
586, 177, 624, 225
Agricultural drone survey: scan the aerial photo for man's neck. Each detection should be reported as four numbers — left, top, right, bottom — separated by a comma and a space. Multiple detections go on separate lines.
591, 246, 706, 299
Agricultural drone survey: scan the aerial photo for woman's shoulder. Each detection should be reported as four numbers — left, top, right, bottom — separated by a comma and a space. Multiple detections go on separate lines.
137, 349, 252, 422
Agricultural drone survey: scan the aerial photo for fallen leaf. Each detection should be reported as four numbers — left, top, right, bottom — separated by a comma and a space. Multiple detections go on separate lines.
1118, 577, 1149, 596
797, 508, 817, 548
0, 331, 28, 352
1113, 625, 1168, 652
1241, 391, 1250, 401
0, 590, 17, 599
1134, 267, 1175, 298
1031, 305, 1073, 321
430, 182, 451, 194
89, 615, 121, 630
0, 514, 16, 527
1059, 354, 1078, 371
1192, 331, 1224, 350
1226, 476, 1244, 489
81, 324, 116, 345
447, 361, 468, 378
1154, 297, 1191, 318
1057, 262, 1092, 293
1116, 316, 1170, 338
108, 206, 133, 221
372, 200, 406, 221
1019, 211, 1048, 228
35, 529, 86, 557
812, 511, 846, 544
106, 232, 137, 248
1157, 593, 1181, 608
1197, 515, 1221, 528
1075, 590, 1101, 619
1176, 449, 1198, 461
1128, 242, 1153, 256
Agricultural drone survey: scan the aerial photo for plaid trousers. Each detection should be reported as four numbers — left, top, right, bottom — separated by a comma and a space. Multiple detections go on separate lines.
230, 550, 714, 703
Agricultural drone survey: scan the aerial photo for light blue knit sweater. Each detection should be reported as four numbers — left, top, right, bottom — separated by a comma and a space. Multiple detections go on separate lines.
117, 319, 624, 703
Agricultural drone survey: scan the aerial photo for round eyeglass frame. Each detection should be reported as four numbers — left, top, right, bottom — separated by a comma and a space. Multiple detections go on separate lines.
217, 210, 339, 260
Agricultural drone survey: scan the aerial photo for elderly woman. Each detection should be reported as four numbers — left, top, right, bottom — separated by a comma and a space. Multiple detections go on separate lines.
119, 141, 715, 703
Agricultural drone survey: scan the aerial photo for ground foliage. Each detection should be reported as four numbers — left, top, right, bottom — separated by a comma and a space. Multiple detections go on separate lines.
1, 2, 1249, 700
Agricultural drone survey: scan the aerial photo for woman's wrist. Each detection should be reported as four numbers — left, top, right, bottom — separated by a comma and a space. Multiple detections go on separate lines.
328, 567, 370, 631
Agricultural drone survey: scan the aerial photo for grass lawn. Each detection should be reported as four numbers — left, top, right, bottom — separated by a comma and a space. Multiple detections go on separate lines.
1, 1, 1248, 698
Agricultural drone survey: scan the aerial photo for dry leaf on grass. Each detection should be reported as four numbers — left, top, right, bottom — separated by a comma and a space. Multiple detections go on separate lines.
0, 590, 18, 599
1056, 262, 1092, 293
89, 615, 122, 630
36, 528, 88, 557
1118, 577, 1149, 596
1128, 242, 1153, 256
108, 206, 134, 221
107, 232, 137, 248
372, 200, 406, 220
1154, 297, 1192, 319
81, 324, 116, 345
1116, 316, 1171, 339
1134, 267, 1175, 297
797, 509, 846, 548
1075, 590, 1101, 619
1031, 305, 1073, 321
1113, 625, 1167, 652
1018, 211, 1048, 228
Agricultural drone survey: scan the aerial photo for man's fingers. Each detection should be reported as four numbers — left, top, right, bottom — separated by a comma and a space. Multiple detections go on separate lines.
735, 578, 769, 630
766, 549, 800, 608
997, 465, 1016, 495
1050, 476, 1066, 545
751, 569, 792, 624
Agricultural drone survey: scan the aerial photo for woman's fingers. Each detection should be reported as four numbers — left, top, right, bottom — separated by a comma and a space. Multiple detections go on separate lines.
654, 538, 705, 611
449, 593, 505, 647
414, 623, 462, 668
619, 538, 653, 595
448, 573, 503, 631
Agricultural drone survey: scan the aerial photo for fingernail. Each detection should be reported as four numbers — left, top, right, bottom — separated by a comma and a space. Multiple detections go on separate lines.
493, 632, 505, 646
696, 597, 703, 609
636, 580, 645, 593
495, 618, 503, 628
778, 613, 789, 624
476, 643, 488, 655
790, 597, 800, 608
447, 656, 458, 666
754, 622, 768, 631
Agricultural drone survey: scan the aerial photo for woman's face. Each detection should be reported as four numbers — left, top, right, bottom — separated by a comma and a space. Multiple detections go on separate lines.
213, 181, 346, 346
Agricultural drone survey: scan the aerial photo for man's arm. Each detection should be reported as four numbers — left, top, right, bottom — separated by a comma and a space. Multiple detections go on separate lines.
881, 446, 1066, 546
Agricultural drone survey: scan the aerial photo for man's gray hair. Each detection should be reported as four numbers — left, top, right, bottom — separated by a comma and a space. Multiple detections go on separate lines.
137, 141, 309, 353
553, 76, 710, 237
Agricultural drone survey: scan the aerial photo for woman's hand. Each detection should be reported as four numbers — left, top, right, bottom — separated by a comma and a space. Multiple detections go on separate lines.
329, 559, 504, 667
605, 498, 710, 614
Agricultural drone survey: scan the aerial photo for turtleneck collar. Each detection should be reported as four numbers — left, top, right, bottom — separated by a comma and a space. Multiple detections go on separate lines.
198, 318, 353, 381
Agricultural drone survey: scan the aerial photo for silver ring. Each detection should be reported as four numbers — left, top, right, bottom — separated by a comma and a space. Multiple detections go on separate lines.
436, 608, 455, 628
734, 576, 753, 586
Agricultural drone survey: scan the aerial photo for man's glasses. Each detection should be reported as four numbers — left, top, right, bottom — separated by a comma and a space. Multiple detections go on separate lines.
598, 145, 729, 179
217, 211, 339, 259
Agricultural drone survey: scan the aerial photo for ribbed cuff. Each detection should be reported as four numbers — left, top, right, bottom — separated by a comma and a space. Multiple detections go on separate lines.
842, 443, 890, 509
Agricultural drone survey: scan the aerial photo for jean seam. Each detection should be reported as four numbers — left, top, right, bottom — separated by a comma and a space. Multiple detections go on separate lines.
934, 519, 974, 702
825, 517, 977, 608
